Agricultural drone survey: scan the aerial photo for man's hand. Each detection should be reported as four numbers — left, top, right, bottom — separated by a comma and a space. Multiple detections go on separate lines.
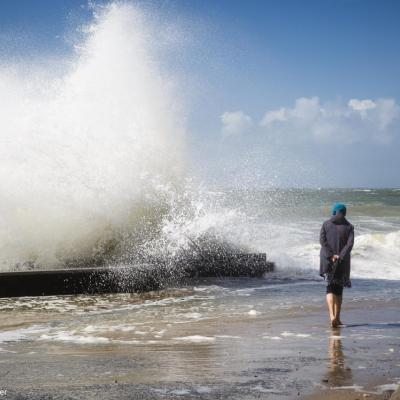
331, 255, 339, 262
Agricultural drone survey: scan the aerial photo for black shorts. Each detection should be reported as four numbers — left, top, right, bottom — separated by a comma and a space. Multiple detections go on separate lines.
326, 284, 343, 296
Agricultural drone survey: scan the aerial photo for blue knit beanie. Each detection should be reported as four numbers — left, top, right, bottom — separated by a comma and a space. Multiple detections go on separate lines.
332, 203, 347, 216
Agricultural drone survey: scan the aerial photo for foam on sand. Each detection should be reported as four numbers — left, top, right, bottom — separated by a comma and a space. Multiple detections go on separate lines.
174, 335, 216, 343
281, 331, 311, 338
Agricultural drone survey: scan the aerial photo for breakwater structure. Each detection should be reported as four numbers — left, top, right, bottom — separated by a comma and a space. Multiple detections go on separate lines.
0, 253, 274, 298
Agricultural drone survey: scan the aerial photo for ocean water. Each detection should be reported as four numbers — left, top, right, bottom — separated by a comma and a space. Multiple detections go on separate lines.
1, 184, 399, 372
219, 187, 400, 281
0, 187, 399, 378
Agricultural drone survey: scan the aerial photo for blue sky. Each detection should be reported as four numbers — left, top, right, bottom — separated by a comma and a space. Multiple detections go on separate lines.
0, 0, 399, 187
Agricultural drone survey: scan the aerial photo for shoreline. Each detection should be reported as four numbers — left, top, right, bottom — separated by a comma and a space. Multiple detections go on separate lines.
0, 278, 399, 399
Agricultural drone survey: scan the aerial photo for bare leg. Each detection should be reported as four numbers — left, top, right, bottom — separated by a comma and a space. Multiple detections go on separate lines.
335, 295, 343, 325
326, 293, 338, 327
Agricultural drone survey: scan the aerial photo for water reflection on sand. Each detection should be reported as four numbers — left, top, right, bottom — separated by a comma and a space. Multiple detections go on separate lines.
0, 279, 399, 399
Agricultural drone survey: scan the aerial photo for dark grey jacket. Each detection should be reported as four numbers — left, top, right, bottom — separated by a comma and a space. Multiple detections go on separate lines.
319, 215, 354, 280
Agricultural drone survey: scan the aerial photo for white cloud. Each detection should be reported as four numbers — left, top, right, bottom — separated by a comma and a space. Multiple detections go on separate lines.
374, 98, 400, 130
259, 97, 400, 144
260, 107, 287, 125
291, 97, 321, 121
221, 110, 253, 137
348, 98, 376, 111
260, 97, 320, 126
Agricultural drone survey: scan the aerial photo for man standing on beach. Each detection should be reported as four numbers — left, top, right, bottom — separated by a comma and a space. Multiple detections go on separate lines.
320, 203, 354, 328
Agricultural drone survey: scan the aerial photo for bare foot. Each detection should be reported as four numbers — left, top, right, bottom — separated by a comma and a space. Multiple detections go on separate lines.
331, 319, 339, 328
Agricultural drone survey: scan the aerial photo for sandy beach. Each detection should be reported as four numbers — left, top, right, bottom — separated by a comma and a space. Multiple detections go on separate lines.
0, 277, 398, 399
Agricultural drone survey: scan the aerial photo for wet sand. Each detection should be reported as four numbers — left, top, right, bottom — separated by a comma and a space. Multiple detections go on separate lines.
306, 390, 397, 400
0, 278, 399, 399
305, 386, 400, 400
